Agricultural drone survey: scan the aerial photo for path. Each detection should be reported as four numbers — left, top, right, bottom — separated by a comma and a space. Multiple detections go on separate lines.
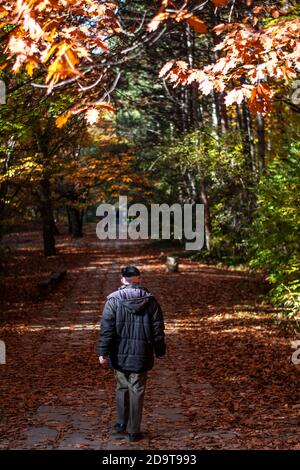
0, 235, 300, 450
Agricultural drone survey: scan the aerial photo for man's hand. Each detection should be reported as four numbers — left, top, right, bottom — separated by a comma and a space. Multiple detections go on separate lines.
99, 356, 108, 366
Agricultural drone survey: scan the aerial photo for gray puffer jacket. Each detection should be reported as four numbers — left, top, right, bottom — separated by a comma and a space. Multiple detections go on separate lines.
98, 284, 166, 373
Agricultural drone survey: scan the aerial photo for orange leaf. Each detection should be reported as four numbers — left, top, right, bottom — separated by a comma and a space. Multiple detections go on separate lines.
212, 0, 228, 6
42, 44, 58, 64
212, 23, 227, 35
159, 60, 175, 78
186, 16, 207, 33
56, 112, 72, 128
0, 6, 8, 19
147, 12, 170, 32
25, 60, 38, 76
271, 10, 280, 19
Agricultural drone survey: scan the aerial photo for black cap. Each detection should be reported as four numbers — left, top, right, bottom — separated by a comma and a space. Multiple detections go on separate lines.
121, 266, 141, 278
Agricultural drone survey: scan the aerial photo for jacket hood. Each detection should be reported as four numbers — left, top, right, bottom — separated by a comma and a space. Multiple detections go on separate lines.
107, 285, 153, 315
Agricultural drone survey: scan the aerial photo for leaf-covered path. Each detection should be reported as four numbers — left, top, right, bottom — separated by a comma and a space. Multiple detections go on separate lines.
1, 233, 300, 450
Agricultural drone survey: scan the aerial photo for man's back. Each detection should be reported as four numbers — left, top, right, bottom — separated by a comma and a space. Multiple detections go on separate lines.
99, 284, 166, 373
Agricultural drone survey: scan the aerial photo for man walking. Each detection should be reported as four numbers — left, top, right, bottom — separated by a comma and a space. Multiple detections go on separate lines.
98, 265, 166, 442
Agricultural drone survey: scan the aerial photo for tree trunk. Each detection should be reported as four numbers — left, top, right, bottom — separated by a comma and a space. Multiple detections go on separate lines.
40, 178, 56, 256
256, 112, 266, 173
67, 206, 83, 238
66, 207, 72, 234
185, 24, 200, 129
241, 102, 256, 175
0, 138, 15, 241
237, 103, 258, 221
51, 218, 60, 235
211, 15, 229, 134
199, 180, 211, 251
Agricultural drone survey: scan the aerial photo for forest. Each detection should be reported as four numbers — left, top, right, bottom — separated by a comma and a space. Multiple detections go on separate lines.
1, 0, 299, 324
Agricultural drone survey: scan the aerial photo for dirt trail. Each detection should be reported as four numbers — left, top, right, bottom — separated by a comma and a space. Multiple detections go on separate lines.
0, 235, 299, 450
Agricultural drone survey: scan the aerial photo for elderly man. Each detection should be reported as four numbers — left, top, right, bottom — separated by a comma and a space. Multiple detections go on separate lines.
98, 265, 166, 442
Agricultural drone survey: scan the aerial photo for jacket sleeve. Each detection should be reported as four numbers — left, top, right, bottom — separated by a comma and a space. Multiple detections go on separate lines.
98, 298, 116, 356
149, 298, 166, 357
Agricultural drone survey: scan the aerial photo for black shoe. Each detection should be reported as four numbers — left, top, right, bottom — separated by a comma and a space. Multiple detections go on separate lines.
114, 423, 127, 433
128, 432, 143, 442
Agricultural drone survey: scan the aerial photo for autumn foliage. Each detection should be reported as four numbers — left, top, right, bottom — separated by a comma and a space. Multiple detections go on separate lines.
1, 0, 119, 85
152, 1, 300, 113
1, 1, 299, 118
0, 0, 119, 123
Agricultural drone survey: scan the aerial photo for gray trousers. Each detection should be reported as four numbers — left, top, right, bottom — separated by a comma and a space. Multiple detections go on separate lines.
114, 369, 148, 434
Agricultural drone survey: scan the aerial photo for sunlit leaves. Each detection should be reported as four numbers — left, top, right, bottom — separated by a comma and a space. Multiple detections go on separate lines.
55, 102, 114, 128
1, 0, 119, 90
156, 4, 300, 114
148, 12, 170, 32
147, 3, 207, 35
85, 108, 99, 126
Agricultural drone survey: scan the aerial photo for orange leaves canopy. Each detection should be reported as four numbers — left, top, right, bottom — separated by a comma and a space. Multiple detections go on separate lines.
1, 0, 119, 89
155, 1, 300, 114
2, 0, 300, 118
